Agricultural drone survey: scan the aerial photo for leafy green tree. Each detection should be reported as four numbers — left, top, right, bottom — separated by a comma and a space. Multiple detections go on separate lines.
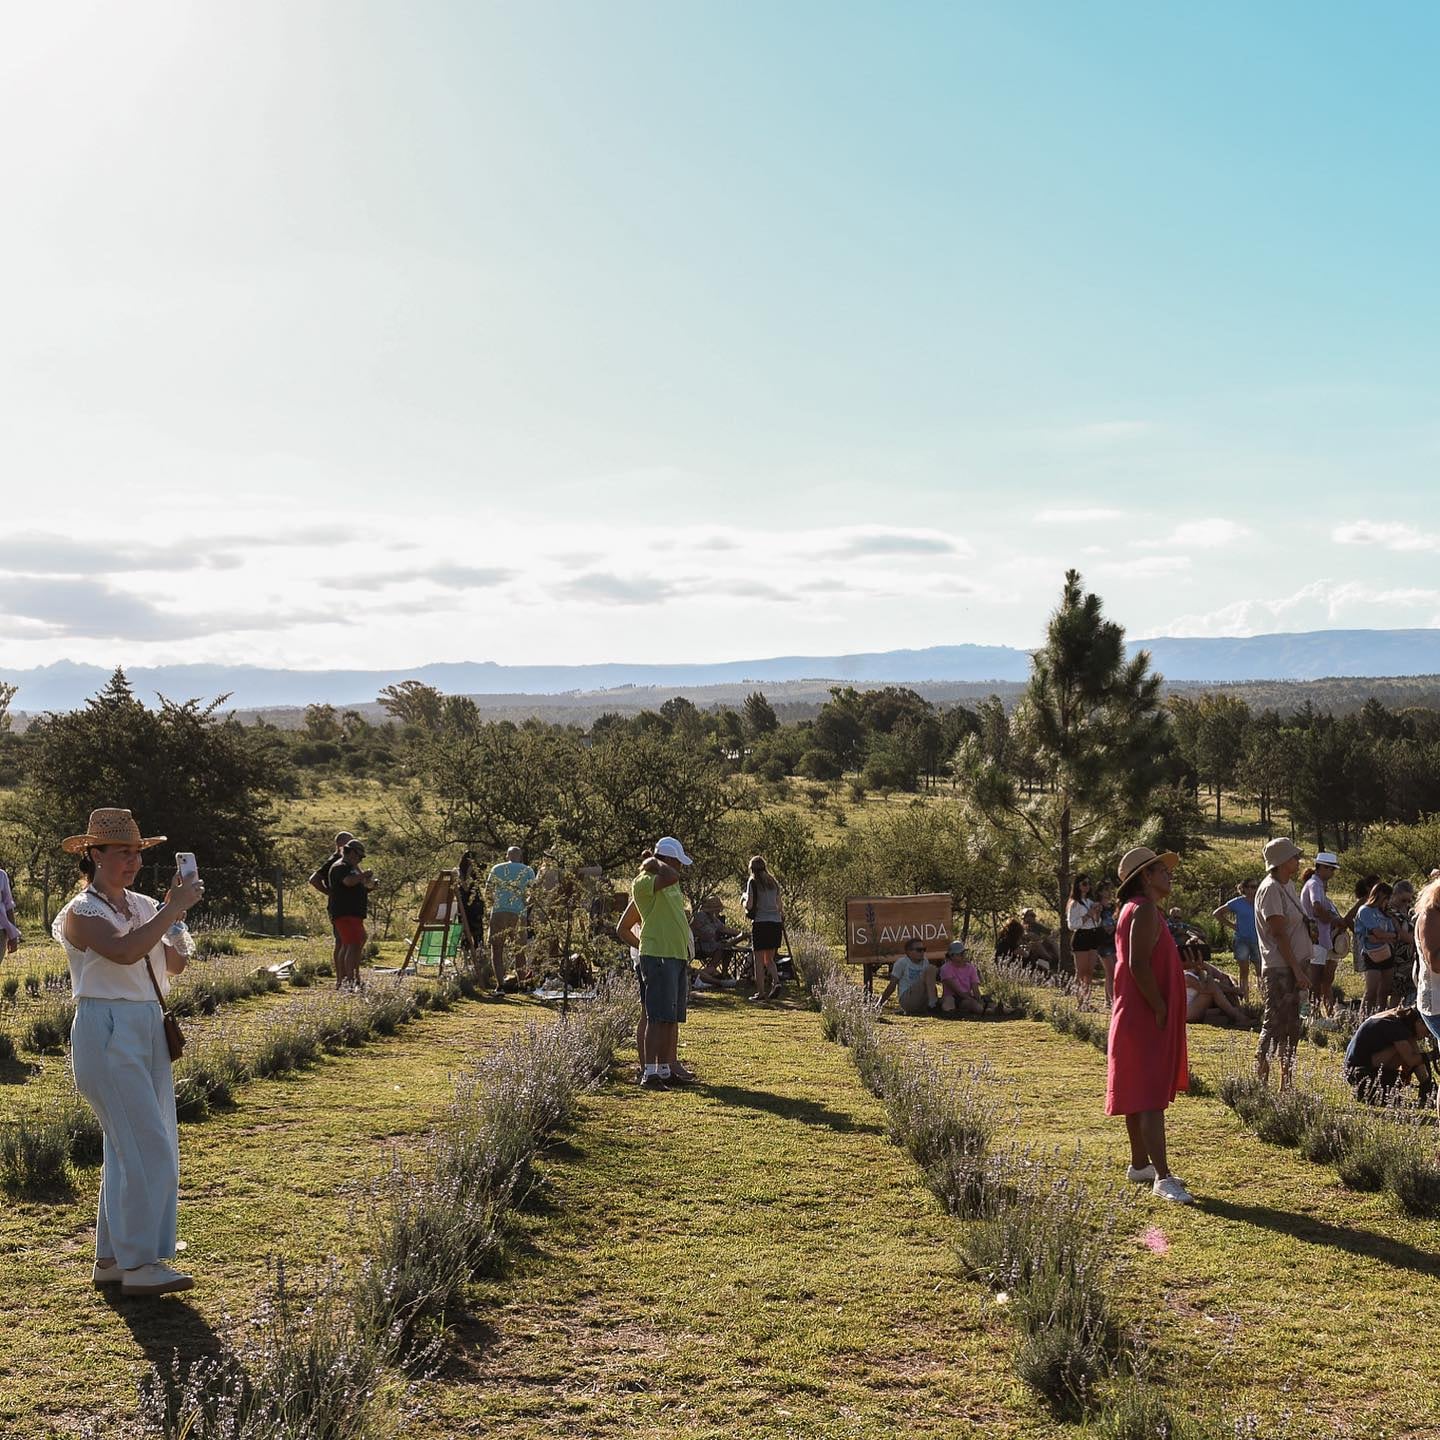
955, 571, 1170, 966
378, 680, 447, 732
9, 669, 286, 918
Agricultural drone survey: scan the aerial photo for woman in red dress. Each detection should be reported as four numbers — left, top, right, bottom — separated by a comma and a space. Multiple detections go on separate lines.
1106, 846, 1193, 1205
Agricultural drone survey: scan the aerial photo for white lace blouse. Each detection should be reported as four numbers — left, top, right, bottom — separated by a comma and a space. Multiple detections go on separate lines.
52, 888, 171, 1003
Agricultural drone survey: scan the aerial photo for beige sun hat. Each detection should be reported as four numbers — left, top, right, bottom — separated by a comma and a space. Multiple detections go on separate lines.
1263, 837, 1305, 869
61, 808, 167, 855
1116, 846, 1179, 887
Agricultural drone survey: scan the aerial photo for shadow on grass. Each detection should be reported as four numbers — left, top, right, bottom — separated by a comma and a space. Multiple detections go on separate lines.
0, 1054, 40, 1084
1202, 1196, 1440, 1279
98, 1286, 225, 1363
699, 1082, 884, 1136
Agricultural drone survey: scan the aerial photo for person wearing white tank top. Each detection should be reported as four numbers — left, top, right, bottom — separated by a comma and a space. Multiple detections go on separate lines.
54, 809, 204, 1297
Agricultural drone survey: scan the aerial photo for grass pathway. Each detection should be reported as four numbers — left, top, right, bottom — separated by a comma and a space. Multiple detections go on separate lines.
0, 991, 540, 1440
898, 1006, 1440, 1437
408, 992, 1057, 1440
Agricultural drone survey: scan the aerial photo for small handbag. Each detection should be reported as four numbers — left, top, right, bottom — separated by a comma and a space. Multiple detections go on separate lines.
143, 947, 186, 1061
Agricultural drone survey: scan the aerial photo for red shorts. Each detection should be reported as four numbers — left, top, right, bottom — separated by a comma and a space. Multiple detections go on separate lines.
333, 916, 367, 945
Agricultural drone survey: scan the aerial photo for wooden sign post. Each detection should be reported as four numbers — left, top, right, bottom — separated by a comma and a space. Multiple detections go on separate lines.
402, 870, 477, 977
844, 894, 954, 964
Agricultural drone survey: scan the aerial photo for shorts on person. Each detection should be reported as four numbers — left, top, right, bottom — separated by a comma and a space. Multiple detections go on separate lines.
1072, 927, 1106, 952
1362, 949, 1396, 973
1310, 942, 1332, 970
333, 915, 366, 946
1257, 966, 1302, 1061
638, 954, 687, 1024
751, 919, 783, 951
489, 910, 523, 943
1233, 938, 1260, 970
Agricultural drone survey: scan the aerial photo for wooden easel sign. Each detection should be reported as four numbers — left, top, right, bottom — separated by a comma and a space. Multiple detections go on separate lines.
402, 869, 476, 975
844, 894, 953, 964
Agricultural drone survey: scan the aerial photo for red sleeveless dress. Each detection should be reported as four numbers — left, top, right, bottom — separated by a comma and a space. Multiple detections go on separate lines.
1105, 899, 1189, 1115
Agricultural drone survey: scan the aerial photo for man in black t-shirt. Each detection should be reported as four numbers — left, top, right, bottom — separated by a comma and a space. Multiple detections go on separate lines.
327, 839, 377, 991
309, 831, 354, 977
1343, 1006, 1433, 1101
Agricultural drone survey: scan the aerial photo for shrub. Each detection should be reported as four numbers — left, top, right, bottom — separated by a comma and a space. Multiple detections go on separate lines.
1015, 1321, 1104, 1420
1298, 1106, 1362, 1165
194, 926, 242, 958
140, 1260, 403, 1440
23, 997, 75, 1053
23, 973, 40, 998
1253, 1088, 1323, 1149
0, 1032, 16, 1068
0, 1113, 71, 1193
1385, 1148, 1440, 1218
2, 975, 18, 1001
1336, 1135, 1391, 1192
1095, 1376, 1196, 1439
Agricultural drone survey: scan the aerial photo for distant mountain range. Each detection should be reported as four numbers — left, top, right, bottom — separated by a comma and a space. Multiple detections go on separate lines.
6, 629, 1440, 714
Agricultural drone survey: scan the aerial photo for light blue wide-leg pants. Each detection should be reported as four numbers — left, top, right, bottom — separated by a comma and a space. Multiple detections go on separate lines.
71, 998, 180, 1270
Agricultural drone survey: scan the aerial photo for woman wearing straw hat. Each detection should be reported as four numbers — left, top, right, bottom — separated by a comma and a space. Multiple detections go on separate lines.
53, 808, 205, 1296
1106, 846, 1193, 1204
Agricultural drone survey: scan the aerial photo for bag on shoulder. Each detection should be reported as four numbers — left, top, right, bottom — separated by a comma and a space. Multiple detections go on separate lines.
143, 952, 185, 1061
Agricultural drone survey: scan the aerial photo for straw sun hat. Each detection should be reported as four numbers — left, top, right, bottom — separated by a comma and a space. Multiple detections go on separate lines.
1116, 846, 1180, 888
61, 808, 167, 855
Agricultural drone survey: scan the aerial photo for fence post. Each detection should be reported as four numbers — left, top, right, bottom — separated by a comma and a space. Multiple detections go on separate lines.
275, 867, 285, 937
42, 863, 50, 931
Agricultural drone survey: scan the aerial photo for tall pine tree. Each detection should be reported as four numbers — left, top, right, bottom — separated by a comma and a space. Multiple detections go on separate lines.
956, 570, 1170, 965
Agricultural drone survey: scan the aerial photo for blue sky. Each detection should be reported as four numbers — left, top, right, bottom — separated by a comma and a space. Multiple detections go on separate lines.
2, 2, 1438, 669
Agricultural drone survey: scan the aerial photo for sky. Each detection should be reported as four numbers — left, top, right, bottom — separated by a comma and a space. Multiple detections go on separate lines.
3, 1, 1439, 672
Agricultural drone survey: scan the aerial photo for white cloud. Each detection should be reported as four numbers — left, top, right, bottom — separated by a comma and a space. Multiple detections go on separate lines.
1164, 518, 1250, 549
818, 527, 972, 559
1151, 580, 1440, 637
1036, 508, 1125, 524
1096, 555, 1193, 581
1333, 520, 1440, 553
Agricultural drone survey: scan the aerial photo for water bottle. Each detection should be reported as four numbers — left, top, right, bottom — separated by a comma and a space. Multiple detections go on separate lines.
166, 921, 195, 960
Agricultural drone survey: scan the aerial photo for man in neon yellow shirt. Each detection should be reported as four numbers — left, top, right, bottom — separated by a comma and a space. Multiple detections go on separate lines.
632, 835, 694, 1090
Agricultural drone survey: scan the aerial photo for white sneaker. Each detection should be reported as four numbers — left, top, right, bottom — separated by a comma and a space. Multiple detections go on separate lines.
121, 1262, 195, 1296
1125, 1164, 1158, 1184
1152, 1176, 1196, 1205
92, 1260, 123, 1288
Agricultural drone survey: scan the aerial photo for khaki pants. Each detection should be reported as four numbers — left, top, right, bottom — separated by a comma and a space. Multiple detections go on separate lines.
1257, 966, 1301, 1063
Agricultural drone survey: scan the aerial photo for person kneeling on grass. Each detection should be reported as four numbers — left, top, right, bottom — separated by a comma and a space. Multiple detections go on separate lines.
879, 938, 938, 1015
1343, 1005, 1436, 1104
938, 940, 990, 1016
1106, 846, 1193, 1205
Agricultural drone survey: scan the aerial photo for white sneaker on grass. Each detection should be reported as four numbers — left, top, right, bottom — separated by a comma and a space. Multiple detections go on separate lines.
92, 1259, 122, 1288
121, 1262, 194, 1296
1125, 1164, 1158, 1184
1152, 1176, 1196, 1205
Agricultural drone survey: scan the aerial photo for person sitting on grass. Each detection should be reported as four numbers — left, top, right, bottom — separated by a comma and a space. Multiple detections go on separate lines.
879, 937, 938, 1015
1182, 949, 1247, 1027
1020, 909, 1061, 971
1342, 1005, 1435, 1104
937, 939, 992, 1016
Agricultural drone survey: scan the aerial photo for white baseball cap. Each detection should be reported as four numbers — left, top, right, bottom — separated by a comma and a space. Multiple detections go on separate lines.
654, 836, 693, 867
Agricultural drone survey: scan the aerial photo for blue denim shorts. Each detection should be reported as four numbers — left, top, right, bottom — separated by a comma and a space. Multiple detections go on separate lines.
1233, 939, 1260, 968
638, 954, 687, 1024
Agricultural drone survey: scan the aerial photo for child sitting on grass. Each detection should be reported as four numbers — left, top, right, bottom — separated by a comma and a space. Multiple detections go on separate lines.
938, 940, 994, 1016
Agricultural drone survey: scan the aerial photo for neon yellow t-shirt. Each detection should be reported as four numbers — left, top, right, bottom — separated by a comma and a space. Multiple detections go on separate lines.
632, 871, 690, 960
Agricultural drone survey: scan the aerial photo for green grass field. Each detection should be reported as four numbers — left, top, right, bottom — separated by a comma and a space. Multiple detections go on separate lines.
3, 937, 1438, 1438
